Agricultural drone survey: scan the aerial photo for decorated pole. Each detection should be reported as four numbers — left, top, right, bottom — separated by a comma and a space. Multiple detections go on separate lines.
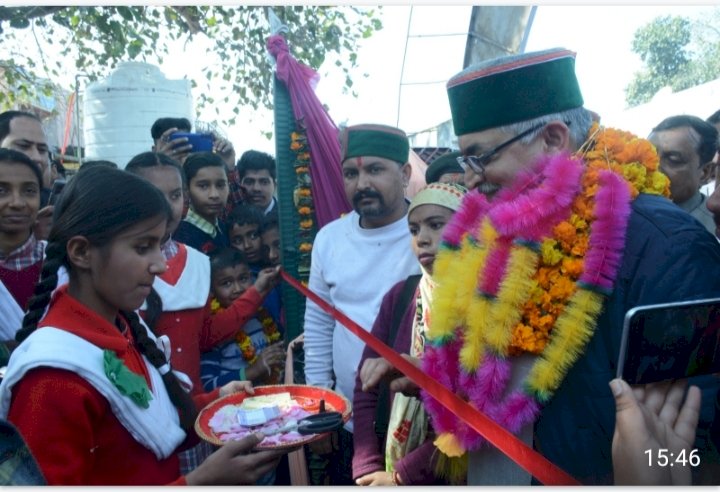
267, 11, 352, 343
272, 74, 314, 343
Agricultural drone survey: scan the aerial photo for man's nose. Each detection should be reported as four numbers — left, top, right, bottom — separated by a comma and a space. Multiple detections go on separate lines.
357, 171, 372, 189
464, 167, 484, 191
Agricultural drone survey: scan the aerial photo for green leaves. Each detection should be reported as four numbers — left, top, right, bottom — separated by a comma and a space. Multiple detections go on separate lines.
0, 6, 383, 124
627, 11, 720, 107
9, 17, 30, 29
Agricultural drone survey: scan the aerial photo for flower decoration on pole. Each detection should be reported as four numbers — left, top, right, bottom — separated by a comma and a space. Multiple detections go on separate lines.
290, 124, 317, 277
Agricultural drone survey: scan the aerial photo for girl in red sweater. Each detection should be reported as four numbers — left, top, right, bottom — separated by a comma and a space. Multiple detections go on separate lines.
0, 166, 286, 485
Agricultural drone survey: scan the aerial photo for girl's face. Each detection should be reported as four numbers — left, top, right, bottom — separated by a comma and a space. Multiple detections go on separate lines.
408, 204, 454, 275
135, 166, 184, 237
0, 161, 41, 238
187, 167, 228, 223
211, 263, 254, 308
72, 215, 167, 323
229, 223, 262, 264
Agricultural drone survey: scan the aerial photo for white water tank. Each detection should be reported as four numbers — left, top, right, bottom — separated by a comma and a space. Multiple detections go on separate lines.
83, 62, 193, 168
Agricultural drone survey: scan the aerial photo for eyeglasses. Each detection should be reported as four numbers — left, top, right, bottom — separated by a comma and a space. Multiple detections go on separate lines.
456, 122, 547, 175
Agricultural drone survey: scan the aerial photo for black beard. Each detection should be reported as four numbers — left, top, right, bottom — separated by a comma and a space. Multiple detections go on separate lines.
352, 191, 388, 218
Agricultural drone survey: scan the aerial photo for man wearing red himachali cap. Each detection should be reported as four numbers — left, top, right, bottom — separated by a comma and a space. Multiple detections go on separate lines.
416, 47, 720, 485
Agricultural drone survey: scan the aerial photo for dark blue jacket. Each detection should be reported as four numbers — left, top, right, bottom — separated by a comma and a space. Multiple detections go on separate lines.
173, 220, 229, 256
535, 193, 720, 484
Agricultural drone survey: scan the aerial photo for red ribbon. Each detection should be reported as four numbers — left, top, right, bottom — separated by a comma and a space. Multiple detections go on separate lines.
281, 270, 580, 485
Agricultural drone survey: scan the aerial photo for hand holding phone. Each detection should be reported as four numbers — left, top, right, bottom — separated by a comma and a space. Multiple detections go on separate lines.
155, 127, 193, 161
617, 298, 720, 385
169, 132, 214, 152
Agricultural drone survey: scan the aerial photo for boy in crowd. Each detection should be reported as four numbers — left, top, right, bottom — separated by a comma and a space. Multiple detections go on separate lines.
200, 248, 285, 391
174, 152, 230, 254
227, 205, 283, 331
227, 205, 265, 267
259, 217, 281, 267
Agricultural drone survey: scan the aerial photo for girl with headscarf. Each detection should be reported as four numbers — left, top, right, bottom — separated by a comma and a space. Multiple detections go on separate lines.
352, 182, 467, 486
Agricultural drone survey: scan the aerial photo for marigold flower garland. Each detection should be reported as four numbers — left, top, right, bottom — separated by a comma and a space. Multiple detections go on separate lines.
290, 124, 317, 278
210, 299, 283, 383
421, 123, 670, 458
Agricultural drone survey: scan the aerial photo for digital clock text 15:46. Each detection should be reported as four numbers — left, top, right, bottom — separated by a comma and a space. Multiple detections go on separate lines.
644, 449, 700, 467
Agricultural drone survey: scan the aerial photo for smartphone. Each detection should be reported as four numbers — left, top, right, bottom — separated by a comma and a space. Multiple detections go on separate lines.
47, 178, 66, 206
168, 132, 214, 152
617, 298, 720, 385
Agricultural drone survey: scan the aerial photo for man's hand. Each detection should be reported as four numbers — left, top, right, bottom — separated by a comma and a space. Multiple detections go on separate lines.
611, 378, 701, 485
155, 127, 193, 163
213, 137, 236, 171
356, 470, 396, 486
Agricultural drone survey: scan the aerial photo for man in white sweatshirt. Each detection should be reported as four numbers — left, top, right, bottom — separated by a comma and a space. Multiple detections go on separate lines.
303, 124, 421, 485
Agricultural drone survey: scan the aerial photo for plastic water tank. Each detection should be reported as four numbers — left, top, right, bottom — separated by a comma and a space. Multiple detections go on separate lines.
83, 62, 193, 168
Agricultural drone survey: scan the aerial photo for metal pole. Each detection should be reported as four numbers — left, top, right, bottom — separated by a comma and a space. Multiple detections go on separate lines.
74, 74, 82, 165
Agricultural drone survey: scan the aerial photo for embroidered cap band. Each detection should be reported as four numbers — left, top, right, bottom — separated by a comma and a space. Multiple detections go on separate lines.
409, 182, 467, 215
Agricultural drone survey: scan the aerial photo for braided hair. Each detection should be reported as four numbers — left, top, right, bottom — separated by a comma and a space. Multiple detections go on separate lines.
16, 165, 198, 430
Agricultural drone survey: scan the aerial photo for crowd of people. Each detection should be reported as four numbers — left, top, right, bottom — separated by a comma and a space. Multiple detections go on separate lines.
0, 46, 718, 486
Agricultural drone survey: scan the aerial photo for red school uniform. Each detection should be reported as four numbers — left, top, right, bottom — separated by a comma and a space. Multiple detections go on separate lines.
144, 241, 264, 395
3, 287, 220, 485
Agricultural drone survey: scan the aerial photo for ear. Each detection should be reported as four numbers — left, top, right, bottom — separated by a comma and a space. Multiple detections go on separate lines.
401, 162, 412, 187
65, 236, 93, 271
541, 121, 571, 153
701, 161, 717, 185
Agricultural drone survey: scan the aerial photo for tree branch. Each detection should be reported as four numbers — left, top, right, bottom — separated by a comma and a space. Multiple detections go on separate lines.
0, 6, 65, 22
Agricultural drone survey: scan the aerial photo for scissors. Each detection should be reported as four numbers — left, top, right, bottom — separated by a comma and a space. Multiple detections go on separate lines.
262, 411, 344, 436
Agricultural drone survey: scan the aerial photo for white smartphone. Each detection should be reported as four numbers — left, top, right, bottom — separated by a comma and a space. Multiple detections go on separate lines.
617, 298, 720, 385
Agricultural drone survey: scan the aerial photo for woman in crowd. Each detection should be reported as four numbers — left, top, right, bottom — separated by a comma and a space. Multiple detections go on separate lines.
0, 149, 45, 359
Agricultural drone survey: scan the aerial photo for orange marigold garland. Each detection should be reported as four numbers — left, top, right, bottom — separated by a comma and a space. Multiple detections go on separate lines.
421, 124, 670, 457
291, 124, 317, 278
